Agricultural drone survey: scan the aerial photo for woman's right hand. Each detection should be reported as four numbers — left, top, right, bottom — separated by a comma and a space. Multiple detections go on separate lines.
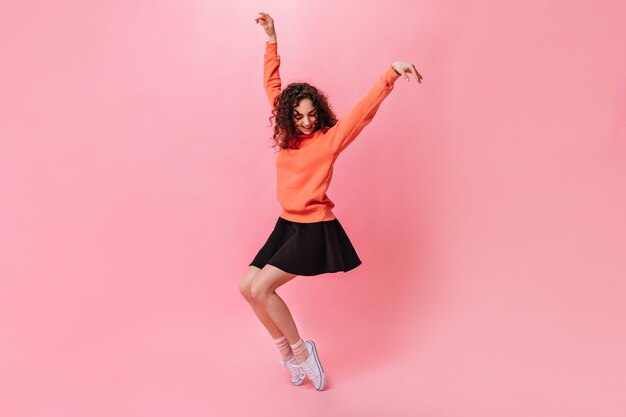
255, 12, 276, 41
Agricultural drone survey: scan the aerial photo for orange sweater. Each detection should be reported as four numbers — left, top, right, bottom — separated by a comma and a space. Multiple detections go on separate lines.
264, 42, 400, 223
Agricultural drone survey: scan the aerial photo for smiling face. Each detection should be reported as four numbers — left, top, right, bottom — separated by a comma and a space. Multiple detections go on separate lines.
293, 98, 317, 135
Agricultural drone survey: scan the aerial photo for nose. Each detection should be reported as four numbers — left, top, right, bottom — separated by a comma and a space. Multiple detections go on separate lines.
301, 116, 311, 127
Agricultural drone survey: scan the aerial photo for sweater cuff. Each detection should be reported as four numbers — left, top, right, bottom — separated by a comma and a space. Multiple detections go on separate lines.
385, 65, 401, 84
265, 42, 278, 58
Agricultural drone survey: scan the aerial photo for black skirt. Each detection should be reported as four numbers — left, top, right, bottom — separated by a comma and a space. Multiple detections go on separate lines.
249, 217, 362, 276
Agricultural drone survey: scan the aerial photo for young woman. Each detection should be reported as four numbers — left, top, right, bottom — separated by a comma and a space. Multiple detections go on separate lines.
239, 12, 422, 391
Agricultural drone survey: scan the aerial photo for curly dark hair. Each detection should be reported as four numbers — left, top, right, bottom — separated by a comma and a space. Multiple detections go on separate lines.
270, 82, 337, 150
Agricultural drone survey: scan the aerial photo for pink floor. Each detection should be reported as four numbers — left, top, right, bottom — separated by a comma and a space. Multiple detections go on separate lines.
3, 248, 626, 416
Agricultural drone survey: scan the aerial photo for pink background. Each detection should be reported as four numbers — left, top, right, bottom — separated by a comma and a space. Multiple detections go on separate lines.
2, 0, 625, 416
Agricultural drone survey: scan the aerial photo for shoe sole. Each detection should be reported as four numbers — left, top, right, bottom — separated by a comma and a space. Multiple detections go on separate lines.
307, 340, 326, 391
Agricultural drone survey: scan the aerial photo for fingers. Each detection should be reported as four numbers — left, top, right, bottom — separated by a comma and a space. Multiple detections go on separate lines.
400, 68, 410, 82
255, 12, 271, 24
394, 61, 423, 84
255, 13, 267, 24
410, 64, 423, 84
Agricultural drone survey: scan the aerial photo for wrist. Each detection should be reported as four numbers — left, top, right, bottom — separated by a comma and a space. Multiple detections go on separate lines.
268, 34, 277, 43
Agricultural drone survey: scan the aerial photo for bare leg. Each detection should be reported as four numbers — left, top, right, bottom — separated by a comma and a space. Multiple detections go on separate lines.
239, 266, 285, 339
248, 264, 302, 344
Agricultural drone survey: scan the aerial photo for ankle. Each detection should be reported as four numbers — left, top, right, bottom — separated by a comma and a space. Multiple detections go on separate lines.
290, 339, 309, 364
297, 350, 310, 364
274, 336, 295, 361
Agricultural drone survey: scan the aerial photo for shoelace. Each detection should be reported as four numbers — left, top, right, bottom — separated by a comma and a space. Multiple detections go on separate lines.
278, 359, 305, 381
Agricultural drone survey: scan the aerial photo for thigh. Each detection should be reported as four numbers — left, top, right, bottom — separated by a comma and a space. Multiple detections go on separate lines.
251, 264, 297, 295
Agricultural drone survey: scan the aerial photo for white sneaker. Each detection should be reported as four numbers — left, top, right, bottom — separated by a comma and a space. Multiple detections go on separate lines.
280, 356, 305, 386
300, 340, 326, 391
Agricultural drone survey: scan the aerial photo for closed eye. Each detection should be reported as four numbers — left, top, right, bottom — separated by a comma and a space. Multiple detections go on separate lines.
294, 111, 317, 119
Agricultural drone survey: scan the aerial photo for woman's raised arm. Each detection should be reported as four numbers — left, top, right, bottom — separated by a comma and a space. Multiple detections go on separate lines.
327, 62, 423, 154
256, 12, 281, 106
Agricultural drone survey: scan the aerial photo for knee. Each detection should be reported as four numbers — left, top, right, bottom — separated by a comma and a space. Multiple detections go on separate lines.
239, 278, 254, 302
249, 281, 270, 305
239, 266, 262, 302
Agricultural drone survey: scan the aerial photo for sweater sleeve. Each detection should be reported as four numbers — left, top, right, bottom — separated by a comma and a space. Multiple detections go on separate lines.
327, 66, 400, 154
263, 42, 282, 107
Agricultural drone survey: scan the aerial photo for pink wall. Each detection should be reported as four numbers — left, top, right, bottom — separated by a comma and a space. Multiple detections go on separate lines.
1, 0, 625, 416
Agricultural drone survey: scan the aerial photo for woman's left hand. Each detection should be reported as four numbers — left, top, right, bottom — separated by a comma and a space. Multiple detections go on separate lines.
392, 61, 423, 83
